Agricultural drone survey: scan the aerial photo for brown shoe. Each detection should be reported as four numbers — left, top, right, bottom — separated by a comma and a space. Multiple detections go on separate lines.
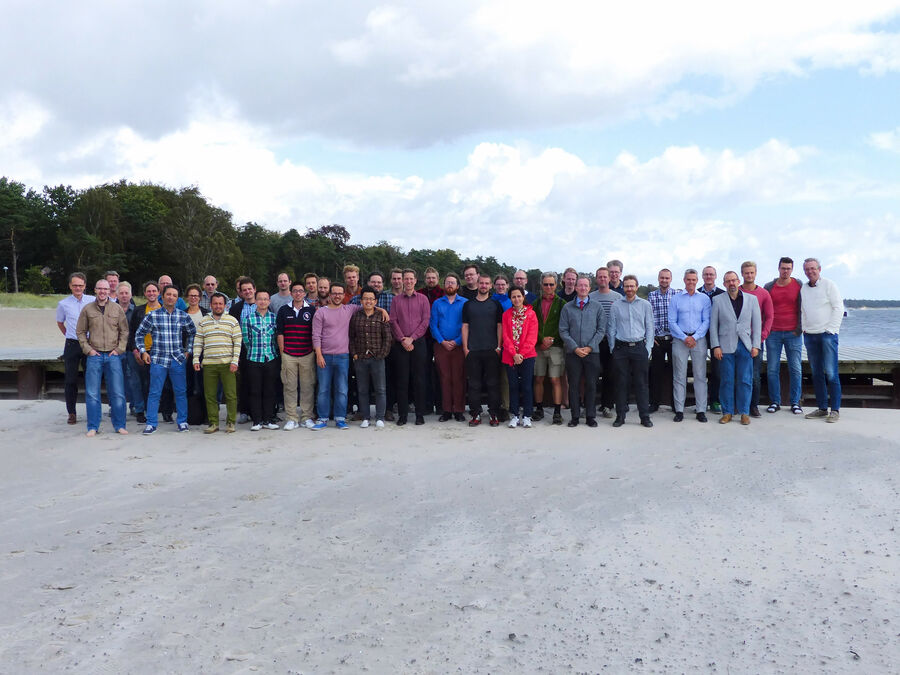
204, 425, 219, 434
719, 414, 732, 424
67, 413, 77, 425
740, 414, 750, 425
225, 423, 236, 433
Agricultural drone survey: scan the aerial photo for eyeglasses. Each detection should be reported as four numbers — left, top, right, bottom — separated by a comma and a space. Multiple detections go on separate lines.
542, 282, 556, 287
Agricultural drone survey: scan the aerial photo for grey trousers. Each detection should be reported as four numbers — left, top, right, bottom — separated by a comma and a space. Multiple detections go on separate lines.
672, 336, 708, 412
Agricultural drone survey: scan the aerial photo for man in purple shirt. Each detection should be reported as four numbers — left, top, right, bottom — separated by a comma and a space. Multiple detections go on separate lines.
311, 283, 389, 430
390, 268, 432, 425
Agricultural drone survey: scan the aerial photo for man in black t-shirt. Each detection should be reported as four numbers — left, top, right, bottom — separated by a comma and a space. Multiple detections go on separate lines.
461, 274, 503, 426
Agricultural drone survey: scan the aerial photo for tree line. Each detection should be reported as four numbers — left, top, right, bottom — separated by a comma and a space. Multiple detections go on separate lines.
0, 176, 531, 295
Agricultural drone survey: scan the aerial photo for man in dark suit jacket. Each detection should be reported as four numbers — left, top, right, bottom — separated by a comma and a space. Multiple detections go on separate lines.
710, 271, 761, 425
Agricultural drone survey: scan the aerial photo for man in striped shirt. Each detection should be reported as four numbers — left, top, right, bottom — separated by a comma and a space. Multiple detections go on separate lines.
277, 280, 317, 430
193, 292, 241, 433
135, 285, 196, 434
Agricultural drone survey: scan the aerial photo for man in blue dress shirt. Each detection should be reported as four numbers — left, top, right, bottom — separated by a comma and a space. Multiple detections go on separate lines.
607, 275, 655, 428
669, 269, 711, 423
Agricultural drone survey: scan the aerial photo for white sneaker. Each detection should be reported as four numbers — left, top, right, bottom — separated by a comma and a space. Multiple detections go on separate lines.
303, 419, 316, 429
250, 424, 262, 431
283, 420, 299, 431
360, 419, 370, 428
375, 419, 385, 428
508, 415, 519, 428
264, 422, 280, 430
522, 416, 532, 428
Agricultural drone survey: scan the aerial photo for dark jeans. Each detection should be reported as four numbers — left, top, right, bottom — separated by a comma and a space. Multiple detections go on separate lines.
750, 346, 762, 408
597, 337, 615, 410
506, 357, 536, 418
246, 359, 279, 425
565, 352, 600, 421
63, 339, 84, 414
707, 344, 721, 405
614, 342, 650, 419
649, 336, 673, 406
393, 337, 428, 419
355, 357, 387, 421
466, 349, 500, 415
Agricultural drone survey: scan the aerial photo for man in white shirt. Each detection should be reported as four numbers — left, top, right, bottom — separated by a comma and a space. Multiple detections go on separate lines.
800, 258, 844, 423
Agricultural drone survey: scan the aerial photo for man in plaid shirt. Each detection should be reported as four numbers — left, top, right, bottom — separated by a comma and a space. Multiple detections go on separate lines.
349, 286, 393, 427
647, 268, 680, 413
242, 290, 280, 430
136, 285, 197, 434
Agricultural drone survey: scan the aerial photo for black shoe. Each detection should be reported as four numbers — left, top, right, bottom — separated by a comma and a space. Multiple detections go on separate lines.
498, 409, 509, 422
648, 404, 659, 413
567, 419, 579, 427
613, 417, 625, 427
415, 415, 425, 425
454, 412, 465, 422
673, 411, 684, 422
750, 406, 762, 418
552, 411, 563, 425
641, 417, 654, 428
163, 413, 174, 423
136, 412, 146, 424
397, 416, 407, 426
696, 412, 708, 423
489, 416, 500, 427
384, 410, 395, 421
532, 407, 544, 421
586, 417, 598, 427
438, 412, 452, 422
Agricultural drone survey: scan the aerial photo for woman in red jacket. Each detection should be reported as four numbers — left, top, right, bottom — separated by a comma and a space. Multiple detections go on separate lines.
502, 286, 538, 427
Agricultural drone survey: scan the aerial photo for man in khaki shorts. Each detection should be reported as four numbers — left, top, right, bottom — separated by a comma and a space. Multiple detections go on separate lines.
532, 272, 566, 424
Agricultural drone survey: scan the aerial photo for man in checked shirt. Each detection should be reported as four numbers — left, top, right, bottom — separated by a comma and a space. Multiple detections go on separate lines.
349, 286, 393, 428
135, 285, 197, 434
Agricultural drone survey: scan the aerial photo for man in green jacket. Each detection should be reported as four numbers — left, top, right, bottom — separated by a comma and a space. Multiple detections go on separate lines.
531, 271, 566, 424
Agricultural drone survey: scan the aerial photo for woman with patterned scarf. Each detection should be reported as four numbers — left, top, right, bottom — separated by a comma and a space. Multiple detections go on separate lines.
501, 286, 538, 427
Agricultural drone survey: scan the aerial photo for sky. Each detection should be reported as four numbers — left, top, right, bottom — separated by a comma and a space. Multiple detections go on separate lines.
2, 1, 900, 298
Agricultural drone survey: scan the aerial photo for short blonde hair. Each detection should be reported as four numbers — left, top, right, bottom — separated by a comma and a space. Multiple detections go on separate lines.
740, 260, 757, 271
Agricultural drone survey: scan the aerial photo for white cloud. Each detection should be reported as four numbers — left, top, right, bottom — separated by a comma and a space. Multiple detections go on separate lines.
869, 127, 900, 152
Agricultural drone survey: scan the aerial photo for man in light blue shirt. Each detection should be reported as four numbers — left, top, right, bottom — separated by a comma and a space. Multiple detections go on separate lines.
56, 272, 95, 425
668, 269, 711, 423
607, 275, 654, 428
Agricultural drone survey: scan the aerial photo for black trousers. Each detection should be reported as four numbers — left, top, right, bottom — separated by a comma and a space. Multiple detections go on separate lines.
597, 338, 615, 409
246, 359, 279, 425
614, 342, 651, 419
63, 339, 84, 414
393, 337, 428, 419
466, 349, 500, 415
565, 352, 600, 421
649, 337, 673, 406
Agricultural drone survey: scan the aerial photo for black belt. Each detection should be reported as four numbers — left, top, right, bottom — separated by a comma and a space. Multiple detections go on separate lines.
616, 340, 640, 347
656, 335, 672, 342
685, 332, 695, 336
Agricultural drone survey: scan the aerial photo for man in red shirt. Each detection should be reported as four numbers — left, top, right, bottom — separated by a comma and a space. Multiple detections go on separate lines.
763, 257, 804, 415
740, 261, 774, 417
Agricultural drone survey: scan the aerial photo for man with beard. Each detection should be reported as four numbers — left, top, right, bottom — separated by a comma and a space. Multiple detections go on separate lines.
430, 273, 468, 422
462, 274, 503, 426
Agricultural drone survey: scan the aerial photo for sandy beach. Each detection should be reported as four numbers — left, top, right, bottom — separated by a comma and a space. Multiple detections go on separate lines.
1, 307, 898, 672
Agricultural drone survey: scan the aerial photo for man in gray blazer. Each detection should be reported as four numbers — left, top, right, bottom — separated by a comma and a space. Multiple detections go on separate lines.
710, 271, 761, 425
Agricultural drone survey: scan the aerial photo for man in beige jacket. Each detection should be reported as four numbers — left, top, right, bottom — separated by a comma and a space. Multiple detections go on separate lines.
76, 279, 129, 436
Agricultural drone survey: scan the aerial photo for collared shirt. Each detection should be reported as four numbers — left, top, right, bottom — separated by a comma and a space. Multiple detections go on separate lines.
242, 310, 278, 363
199, 291, 228, 312
56, 294, 95, 339
390, 291, 431, 342
607, 296, 654, 356
276, 301, 315, 357
700, 285, 724, 300
77, 300, 129, 354
195, 313, 242, 366
647, 287, 680, 337
430, 294, 467, 344
349, 309, 393, 360
268, 292, 293, 314
492, 293, 512, 311
609, 283, 625, 296
668, 291, 711, 341
135, 307, 196, 366
417, 286, 445, 305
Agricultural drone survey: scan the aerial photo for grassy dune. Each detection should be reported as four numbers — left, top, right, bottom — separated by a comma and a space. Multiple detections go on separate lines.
0, 293, 67, 309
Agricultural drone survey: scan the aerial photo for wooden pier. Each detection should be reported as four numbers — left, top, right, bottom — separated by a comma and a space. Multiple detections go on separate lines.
2, 345, 899, 408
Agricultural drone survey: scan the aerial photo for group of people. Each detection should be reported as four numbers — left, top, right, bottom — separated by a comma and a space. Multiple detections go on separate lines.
58, 256, 844, 436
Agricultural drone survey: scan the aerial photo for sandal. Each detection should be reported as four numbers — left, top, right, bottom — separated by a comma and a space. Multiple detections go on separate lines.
766, 403, 780, 413
791, 404, 803, 415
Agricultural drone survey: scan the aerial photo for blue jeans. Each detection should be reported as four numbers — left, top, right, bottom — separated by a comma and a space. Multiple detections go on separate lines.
85, 352, 126, 432
766, 331, 802, 406
804, 332, 841, 411
317, 353, 350, 421
123, 353, 145, 413
146, 356, 188, 427
506, 357, 535, 417
719, 342, 753, 415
